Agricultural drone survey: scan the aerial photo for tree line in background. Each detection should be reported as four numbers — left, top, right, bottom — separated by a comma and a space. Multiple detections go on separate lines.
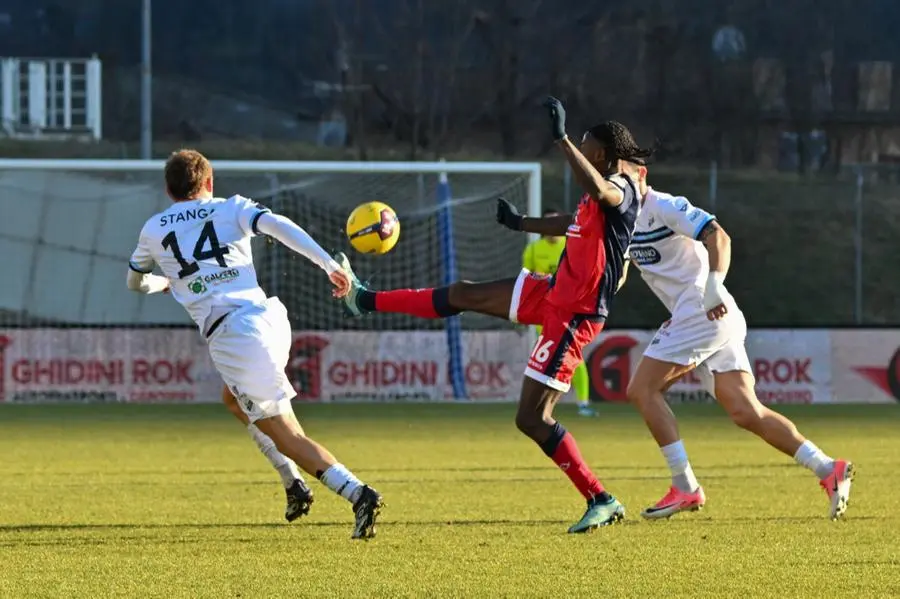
3, 0, 899, 164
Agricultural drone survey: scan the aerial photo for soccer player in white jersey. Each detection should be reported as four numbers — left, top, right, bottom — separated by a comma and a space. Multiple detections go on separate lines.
619, 163, 853, 521
126, 150, 383, 539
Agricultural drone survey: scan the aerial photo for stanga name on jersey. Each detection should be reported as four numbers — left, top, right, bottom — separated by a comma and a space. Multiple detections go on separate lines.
628, 188, 726, 316
129, 195, 271, 332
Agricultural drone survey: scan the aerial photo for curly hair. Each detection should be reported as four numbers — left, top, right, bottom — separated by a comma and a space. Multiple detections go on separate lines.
587, 121, 654, 165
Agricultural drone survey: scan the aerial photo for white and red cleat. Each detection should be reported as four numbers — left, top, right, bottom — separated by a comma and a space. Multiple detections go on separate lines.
820, 460, 854, 521
641, 485, 706, 520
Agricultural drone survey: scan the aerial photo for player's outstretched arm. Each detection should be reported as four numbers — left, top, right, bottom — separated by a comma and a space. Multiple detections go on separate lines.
255, 213, 340, 273
555, 137, 624, 208
543, 97, 624, 209
520, 214, 571, 236
254, 212, 351, 298
496, 197, 570, 236
125, 270, 169, 294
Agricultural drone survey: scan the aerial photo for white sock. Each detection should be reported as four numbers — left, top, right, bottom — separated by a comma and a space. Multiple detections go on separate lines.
247, 424, 303, 488
318, 463, 364, 504
793, 440, 835, 480
661, 440, 700, 493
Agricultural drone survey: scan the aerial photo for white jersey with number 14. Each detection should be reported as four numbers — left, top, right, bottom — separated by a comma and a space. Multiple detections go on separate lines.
129, 195, 270, 331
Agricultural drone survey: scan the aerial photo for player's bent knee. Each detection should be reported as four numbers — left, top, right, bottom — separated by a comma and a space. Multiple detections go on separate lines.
727, 404, 763, 431
626, 379, 652, 405
514, 406, 550, 441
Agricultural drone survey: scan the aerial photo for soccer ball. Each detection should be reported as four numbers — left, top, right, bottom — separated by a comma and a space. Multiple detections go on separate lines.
346, 201, 401, 254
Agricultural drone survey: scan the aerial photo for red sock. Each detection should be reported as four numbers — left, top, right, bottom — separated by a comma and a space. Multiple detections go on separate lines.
374, 289, 440, 318
550, 432, 605, 500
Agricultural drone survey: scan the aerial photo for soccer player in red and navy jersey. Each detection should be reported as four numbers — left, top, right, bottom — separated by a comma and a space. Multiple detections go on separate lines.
335, 97, 651, 532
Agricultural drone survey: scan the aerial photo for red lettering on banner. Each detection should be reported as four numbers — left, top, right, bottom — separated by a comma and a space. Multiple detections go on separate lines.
329, 361, 438, 387
467, 362, 485, 385
130, 360, 193, 385
754, 359, 812, 384
464, 362, 507, 388
133, 359, 149, 384
12, 360, 125, 385
755, 389, 813, 404
410, 362, 436, 387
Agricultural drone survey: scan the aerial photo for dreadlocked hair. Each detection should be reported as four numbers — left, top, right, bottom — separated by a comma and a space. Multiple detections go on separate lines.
588, 121, 654, 166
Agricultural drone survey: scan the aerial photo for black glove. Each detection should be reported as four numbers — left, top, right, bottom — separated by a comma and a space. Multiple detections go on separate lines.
496, 197, 523, 231
543, 96, 567, 141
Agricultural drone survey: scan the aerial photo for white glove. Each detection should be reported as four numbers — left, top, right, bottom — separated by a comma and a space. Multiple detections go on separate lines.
703, 271, 727, 313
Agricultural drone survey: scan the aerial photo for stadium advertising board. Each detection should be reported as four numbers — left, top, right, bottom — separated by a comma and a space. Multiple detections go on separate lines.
0, 329, 531, 403
830, 330, 900, 404
584, 329, 835, 404
1, 329, 897, 404
287, 330, 531, 402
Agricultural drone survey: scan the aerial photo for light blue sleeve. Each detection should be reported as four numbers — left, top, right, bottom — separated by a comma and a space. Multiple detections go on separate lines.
658, 195, 715, 239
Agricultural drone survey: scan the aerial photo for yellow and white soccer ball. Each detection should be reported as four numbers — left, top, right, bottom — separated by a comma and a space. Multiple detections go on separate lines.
346, 201, 401, 255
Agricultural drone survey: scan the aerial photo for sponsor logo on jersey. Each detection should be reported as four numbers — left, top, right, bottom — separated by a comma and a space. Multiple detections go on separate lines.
188, 276, 207, 294
629, 245, 661, 265
203, 269, 240, 286
689, 210, 702, 222
158, 207, 215, 227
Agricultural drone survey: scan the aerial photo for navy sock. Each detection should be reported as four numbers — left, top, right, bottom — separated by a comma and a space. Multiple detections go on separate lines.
539, 421, 567, 457
357, 289, 376, 311
433, 287, 461, 317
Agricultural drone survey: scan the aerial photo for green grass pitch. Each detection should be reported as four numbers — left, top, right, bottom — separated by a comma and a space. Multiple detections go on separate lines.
1, 403, 898, 598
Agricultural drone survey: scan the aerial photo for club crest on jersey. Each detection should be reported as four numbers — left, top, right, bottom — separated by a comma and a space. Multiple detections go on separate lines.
188, 276, 207, 294
629, 246, 661, 265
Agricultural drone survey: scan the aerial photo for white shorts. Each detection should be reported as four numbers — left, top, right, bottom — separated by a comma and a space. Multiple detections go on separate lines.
643, 307, 753, 377
207, 297, 296, 423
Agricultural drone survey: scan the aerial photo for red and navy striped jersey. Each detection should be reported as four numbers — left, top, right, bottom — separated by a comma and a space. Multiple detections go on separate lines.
546, 174, 639, 317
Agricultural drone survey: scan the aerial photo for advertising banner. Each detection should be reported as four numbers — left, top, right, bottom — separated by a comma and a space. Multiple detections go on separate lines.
288, 330, 531, 402
0, 329, 532, 403
830, 330, 900, 404
583, 329, 832, 404
2, 328, 897, 404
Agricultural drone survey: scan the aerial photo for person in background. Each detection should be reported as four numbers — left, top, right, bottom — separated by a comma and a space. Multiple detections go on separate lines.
522, 207, 597, 417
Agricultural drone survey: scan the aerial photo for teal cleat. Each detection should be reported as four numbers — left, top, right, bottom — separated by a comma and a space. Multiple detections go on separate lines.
333, 252, 369, 317
567, 495, 625, 533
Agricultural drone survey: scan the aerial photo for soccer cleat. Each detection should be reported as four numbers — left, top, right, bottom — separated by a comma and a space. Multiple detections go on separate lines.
820, 460, 854, 521
641, 485, 706, 520
333, 252, 369, 317
577, 403, 598, 417
284, 479, 314, 522
351, 485, 384, 540
567, 495, 625, 533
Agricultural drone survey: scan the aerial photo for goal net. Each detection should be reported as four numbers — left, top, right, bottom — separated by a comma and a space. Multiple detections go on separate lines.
0, 160, 541, 402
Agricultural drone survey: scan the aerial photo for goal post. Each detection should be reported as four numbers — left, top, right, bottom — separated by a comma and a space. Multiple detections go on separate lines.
0, 158, 542, 402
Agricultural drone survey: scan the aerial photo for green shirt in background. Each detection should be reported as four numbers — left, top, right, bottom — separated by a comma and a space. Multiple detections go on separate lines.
522, 237, 566, 276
